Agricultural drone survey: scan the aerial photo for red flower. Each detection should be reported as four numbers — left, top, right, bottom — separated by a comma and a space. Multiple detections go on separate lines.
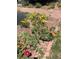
24, 50, 31, 57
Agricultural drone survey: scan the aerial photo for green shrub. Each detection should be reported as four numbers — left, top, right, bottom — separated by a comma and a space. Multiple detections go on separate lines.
48, 2, 55, 9
32, 26, 53, 41
20, 19, 30, 28
21, 0, 30, 6
28, 4, 33, 8
20, 13, 47, 28
20, 13, 53, 41
21, 0, 27, 6
35, 3, 42, 8
57, 2, 61, 8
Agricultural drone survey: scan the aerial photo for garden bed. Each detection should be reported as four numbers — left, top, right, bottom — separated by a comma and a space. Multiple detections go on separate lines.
17, 11, 60, 59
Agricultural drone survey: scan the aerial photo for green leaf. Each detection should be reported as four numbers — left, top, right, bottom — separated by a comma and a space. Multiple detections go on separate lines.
24, 56, 30, 59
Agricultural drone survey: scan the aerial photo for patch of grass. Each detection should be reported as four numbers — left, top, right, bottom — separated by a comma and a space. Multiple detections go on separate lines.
50, 31, 61, 59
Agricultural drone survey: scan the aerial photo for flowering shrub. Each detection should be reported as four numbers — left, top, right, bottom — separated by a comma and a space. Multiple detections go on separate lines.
20, 13, 47, 28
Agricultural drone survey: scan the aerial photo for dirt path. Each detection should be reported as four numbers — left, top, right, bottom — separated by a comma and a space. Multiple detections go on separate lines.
17, 7, 61, 19
17, 7, 49, 16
